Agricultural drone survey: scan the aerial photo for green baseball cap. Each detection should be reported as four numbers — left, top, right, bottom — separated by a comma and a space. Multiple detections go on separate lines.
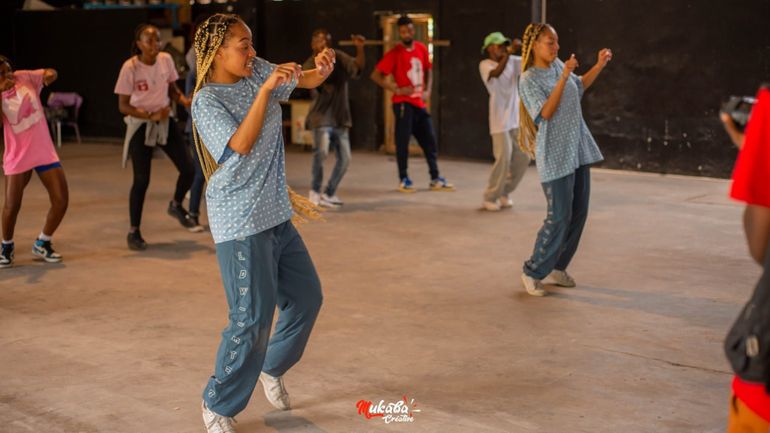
482, 32, 511, 54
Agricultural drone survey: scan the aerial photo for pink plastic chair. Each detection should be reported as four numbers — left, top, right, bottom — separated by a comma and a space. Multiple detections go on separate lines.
47, 92, 83, 147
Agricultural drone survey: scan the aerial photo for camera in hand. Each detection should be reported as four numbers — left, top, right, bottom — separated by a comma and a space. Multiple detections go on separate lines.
721, 96, 757, 132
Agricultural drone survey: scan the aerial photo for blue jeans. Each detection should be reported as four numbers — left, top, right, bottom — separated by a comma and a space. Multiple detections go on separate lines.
203, 221, 323, 417
393, 102, 440, 181
311, 127, 351, 197
523, 165, 591, 280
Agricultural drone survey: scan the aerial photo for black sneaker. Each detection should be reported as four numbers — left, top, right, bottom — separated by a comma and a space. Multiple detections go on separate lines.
188, 215, 206, 233
0, 242, 14, 268
32, 239, 62, 263
167, 201, 195, 229
127, 230, 148, 251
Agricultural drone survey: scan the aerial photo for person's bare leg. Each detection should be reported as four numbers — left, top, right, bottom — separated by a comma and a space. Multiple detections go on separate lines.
2, 171, 33, 241
36, 167, 69, 237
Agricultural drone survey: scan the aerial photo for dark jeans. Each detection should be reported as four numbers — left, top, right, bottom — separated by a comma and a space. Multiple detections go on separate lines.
523, 165, 591, 280
187, 132, 206, 216
129, 119, 194, 227
393, 102, 440, 181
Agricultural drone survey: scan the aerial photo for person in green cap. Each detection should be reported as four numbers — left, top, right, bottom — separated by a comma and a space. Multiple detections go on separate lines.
478, 32, 529, 211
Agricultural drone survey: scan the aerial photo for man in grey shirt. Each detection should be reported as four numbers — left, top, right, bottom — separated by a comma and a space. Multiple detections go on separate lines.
302, 29, 365, 207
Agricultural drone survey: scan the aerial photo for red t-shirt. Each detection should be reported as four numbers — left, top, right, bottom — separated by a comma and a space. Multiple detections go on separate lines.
730, 87, 770, 207
729, 86, 770, 422
732, 376, 770, 422
375, 42, 431, 108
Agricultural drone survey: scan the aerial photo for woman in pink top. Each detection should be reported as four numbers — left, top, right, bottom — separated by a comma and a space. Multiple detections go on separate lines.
114, 24, 195, 251
0, 55, 69, 268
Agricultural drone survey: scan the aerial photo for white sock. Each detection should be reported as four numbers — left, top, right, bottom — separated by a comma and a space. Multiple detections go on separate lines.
1, 239, 12, 245
38, 233, 52, 242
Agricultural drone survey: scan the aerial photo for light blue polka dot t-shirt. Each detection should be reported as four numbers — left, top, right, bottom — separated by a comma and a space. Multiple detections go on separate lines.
192, 57, 297, 244
519, 58, 603, 183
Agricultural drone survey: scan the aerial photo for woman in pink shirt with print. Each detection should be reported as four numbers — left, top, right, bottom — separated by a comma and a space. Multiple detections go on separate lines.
0, 55, 69, 268
115, 24, 195, 251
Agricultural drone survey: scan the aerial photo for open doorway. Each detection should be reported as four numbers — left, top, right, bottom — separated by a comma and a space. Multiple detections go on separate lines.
379, 13, 440, 155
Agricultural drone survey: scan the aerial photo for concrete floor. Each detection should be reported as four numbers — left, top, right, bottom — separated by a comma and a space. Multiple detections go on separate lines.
0, 143, 758, 433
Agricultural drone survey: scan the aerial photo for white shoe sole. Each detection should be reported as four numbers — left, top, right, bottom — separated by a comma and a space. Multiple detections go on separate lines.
32, 250, 62, 263
259, 375, 291, 411
521, 274, 547, 297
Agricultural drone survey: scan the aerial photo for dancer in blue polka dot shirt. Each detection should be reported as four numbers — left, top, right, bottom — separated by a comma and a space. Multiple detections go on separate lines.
189, 14, 335, 433
517, 23, 612, 297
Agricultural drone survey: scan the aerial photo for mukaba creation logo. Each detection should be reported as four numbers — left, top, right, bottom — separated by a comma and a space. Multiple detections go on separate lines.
355, 395, 421, 424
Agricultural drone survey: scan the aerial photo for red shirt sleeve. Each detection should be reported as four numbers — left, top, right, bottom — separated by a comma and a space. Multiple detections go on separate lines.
730, 87, 770, 208
419, 42, 432, 71
376, 48, 397, 76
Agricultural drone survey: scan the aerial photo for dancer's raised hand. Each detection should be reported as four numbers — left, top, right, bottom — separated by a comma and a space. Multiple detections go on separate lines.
314, 48, 336, 77
597, 48, 612, 68
264, 63, 300, 90
561, 54, 578, 78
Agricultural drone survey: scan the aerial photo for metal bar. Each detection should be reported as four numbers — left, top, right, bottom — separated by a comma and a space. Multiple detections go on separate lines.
338, 40, 450, 47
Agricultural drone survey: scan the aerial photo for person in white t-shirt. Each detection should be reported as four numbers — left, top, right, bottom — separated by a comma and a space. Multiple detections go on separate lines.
478, 32, 530, 211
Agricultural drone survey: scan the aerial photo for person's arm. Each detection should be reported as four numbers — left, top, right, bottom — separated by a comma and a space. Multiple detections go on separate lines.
43, 68, 57, 86
297, 48, 335, 89
423, 68, 433, 102
580, 48, 612, 91
169, 82, 191, 108
352, 34, 366, 70
540, 55, 578, 120
487, 53, 511, 80
370, 69, 413, 96
744, 204, 770, 264
720, 113, 745, 148
370, 50, 414, 96
227, 64, 298, 155
118, 94, 152, 120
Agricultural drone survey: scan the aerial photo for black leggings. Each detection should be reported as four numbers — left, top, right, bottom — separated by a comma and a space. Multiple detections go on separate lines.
129, 120, 194, 228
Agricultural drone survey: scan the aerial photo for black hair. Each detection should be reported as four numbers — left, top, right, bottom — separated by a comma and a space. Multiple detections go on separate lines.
0, 54, 10, 68
397, 15, 413, 27
132, 23, 158, 56
312, 28, 331, 40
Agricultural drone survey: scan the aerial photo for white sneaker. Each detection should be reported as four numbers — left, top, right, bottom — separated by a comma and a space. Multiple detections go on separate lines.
319, 193, 341, 208
499, 195, 513, 208
259, 372, 291, 410
521, 273, 547, 296
547, 269, 576, 287
202, 401, 238, 433
322, 193, 343, 206
483, 201, 501, 211
308, 190, 321, 206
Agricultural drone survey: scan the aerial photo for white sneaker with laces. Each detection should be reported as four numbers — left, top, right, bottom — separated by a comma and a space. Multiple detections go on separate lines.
259, 372, 291, 410
547, 269, 576, 287
483, 201, 501, 211
499, 195, 513, 208
309, 190, 321, 206
322, 193, 343, 206
521, 273, 547, 296
202, 401, 238, 433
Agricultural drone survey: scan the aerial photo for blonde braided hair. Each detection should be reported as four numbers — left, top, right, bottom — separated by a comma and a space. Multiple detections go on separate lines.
517, 23, 551, 159
191, 14, 321, 223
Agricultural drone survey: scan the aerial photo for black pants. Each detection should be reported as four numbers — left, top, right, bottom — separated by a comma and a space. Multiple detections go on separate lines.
129, 120, 194, 227
393, 102, 440, 181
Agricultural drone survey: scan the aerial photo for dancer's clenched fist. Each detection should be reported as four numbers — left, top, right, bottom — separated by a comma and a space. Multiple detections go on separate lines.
314, 47, 336, 77
597, 48, 612, 68
561, 54, 578, 78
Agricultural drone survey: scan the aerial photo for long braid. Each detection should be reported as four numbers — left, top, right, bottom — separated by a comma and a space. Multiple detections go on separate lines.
191, 14, 322, 223
518, 23, 548, 159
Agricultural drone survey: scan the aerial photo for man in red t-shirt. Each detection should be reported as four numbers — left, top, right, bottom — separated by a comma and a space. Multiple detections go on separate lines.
720, 85, 770, 432
370, 15, 454, 193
